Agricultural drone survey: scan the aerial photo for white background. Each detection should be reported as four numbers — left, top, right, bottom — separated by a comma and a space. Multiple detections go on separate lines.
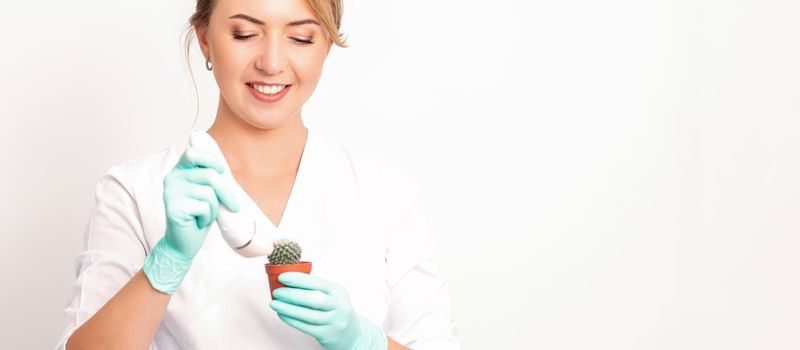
2, 0, 799, 348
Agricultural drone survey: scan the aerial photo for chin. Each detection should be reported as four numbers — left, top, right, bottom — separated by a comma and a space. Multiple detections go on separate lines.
241, 110, 295, 130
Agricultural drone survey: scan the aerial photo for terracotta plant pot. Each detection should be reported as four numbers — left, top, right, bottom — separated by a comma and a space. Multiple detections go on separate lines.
264, 261, 313, 300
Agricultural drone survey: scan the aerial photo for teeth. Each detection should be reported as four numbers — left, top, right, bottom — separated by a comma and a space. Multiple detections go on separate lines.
251, 83, 286, 95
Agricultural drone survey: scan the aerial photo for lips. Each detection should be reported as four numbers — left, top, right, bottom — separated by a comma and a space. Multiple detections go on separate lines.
246, 82, 291, 103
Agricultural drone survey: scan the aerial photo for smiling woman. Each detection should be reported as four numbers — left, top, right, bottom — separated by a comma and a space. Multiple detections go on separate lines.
58, 0, 460, 349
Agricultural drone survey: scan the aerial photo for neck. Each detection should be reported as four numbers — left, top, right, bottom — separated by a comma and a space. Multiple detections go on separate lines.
206, 99, 308, 178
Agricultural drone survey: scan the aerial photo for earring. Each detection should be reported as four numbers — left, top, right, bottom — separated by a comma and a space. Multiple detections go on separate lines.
205, 58, 212, 71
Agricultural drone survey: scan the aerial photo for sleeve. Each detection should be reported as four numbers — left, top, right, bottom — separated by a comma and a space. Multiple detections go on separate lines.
381, 165, 461, 350
54, 166, 148, 349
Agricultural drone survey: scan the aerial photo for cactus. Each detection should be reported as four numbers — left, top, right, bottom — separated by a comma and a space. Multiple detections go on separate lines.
267, 238, 302, 265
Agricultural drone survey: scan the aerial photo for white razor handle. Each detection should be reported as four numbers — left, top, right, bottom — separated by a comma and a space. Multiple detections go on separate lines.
189, 132, 274, 258
216, 204, 273, 258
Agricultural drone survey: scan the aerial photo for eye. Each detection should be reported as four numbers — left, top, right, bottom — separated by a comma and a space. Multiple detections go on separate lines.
233, 33, 256, 41
291, 37, 314, 45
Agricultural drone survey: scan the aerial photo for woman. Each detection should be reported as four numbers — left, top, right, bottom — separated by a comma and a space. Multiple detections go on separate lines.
57, 0, 459, 349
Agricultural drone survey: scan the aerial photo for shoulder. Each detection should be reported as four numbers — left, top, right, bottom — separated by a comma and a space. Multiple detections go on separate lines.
93, 133, 188, 217
101, 135, 187, 190
317, 131, 420, 189
315, 131, 421, 219
90, 133, 191, 246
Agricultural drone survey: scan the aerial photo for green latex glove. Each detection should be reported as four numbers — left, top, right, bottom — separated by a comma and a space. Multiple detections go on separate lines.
143, 146, 240, 294
269, 272, 388, 350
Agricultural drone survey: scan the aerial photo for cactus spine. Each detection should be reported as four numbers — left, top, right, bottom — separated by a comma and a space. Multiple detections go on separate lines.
267, 238, 302, 265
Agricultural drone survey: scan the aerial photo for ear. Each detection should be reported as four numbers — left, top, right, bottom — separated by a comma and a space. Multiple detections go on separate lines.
196, 26, 211, 62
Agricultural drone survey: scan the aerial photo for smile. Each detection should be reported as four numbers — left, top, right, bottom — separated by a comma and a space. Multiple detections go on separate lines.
249, 83, 287, 95
246, 83, 291, 103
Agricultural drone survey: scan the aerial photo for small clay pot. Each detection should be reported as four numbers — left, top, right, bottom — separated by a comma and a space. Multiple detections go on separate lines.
265, 261, 313, 300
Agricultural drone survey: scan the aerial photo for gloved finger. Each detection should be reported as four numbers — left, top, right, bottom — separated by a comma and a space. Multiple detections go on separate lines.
181, 167, 240, 213
278, 272, 335, 294
272, 287, 336, 311
168, 196, 212, 229
275, 311, 327, 339
177, 146, 225, 173
269, 299, 333, 326
186, 183, 219, 225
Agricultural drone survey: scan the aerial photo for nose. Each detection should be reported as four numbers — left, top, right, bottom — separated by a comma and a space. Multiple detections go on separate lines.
255, 34, 286, 75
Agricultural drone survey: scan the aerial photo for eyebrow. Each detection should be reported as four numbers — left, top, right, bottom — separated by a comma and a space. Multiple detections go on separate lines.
228, 14, 320, 27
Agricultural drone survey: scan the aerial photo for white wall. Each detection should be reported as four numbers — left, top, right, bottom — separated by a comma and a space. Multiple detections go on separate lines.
2, 0, 799, 348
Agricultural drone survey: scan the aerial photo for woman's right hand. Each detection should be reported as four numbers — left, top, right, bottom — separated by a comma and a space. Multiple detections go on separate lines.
161, 146, 241, 260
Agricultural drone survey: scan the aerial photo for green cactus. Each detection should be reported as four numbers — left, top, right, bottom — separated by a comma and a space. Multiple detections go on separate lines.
267, 238, 302, 265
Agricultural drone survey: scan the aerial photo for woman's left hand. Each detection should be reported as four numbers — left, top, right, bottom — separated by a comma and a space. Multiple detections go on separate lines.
269, 272, 388, 350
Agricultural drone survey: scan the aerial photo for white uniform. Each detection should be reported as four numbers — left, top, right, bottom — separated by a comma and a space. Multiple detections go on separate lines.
55, 129, 460, 349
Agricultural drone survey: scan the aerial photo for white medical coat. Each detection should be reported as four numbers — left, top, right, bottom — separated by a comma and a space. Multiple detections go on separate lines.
55, 128, 460, 349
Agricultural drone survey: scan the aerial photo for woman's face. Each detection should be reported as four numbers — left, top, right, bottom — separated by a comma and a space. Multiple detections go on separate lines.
197, 0, 332, 129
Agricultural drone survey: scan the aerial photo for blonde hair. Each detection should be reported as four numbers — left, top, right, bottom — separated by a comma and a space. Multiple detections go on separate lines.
301, 0, 347, 47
